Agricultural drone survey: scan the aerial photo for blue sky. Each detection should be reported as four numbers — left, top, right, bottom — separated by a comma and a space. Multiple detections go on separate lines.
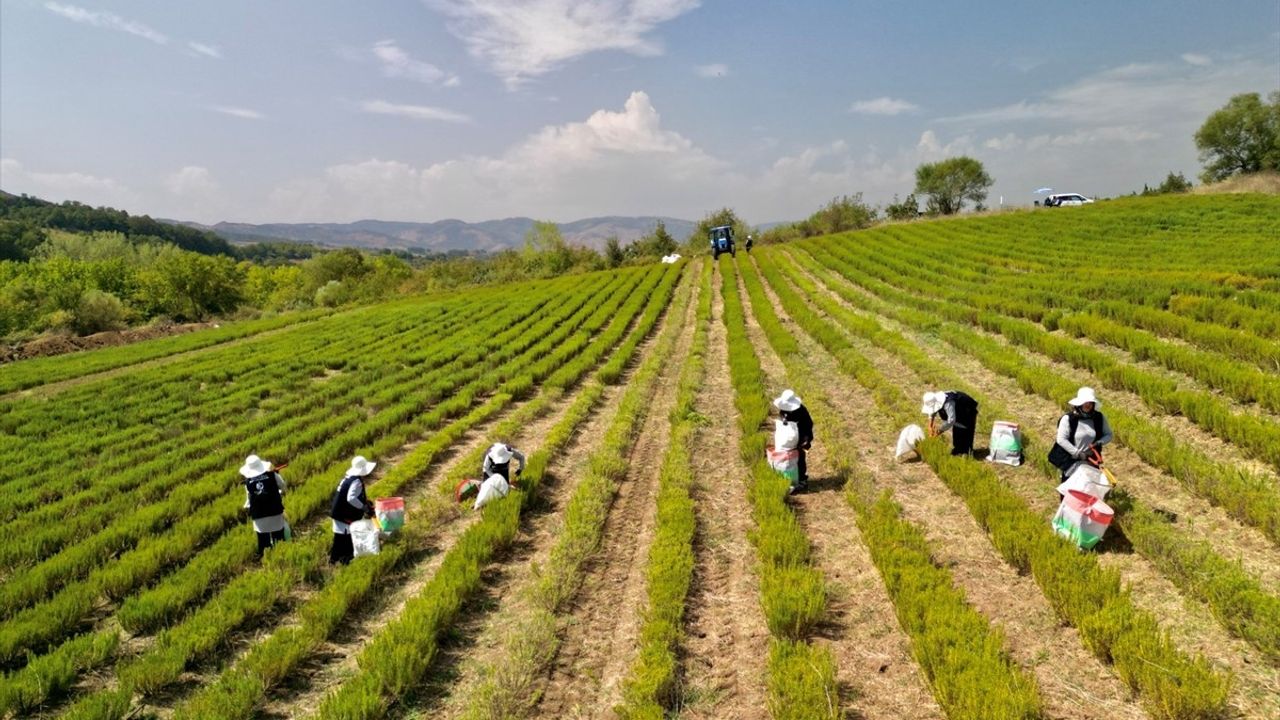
2, 0, 1277, 224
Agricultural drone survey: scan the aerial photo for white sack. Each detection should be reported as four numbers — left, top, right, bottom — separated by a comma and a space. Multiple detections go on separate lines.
774, 420, 800, 451
351, 519, 381, 557
473, 473, 511, 510
1056, 463, 1111, 501
895, 424, 926, 461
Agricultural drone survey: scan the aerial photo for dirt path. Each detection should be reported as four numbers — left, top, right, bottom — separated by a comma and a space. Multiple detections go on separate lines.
786, 254, 1280, 719
737, 260, 946, 720
676, 262, 770, 720
529, 279, 700, 720
751, 257, 1147, 720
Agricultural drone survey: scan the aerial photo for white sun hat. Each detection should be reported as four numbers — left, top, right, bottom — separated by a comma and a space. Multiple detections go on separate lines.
772, 389, 802, 412
239, 454, 272, 478
487, 443, 513, 464
1068, 387, 1100, 408
346, 455, 377, 477
921, 391, 947, 416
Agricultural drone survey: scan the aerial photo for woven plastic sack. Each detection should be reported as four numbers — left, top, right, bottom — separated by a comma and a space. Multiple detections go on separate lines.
765, 445, 800, 484
1052, 490, 1114, 550
473, 474, 510, 510
986, 421, 1023, 466
351, 519, 381, 557
1056, 464, 1111, 501
895, 424, 926, 461
774, 420, 800, 451
375, 497, 405, 534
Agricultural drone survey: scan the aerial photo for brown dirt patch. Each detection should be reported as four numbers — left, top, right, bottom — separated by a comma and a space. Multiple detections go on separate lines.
676, 261, 770, 720
0, 322, 216, 364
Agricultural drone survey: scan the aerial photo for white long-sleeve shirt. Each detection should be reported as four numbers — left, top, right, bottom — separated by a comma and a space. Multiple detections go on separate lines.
1055, 412, 1113, 459
331, 476, 368, 534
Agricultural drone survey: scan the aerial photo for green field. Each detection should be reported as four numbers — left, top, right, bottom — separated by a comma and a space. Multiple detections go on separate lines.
2, 193, 1278, 720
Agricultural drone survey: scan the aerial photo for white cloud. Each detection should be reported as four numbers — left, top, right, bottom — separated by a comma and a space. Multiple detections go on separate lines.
187, 41, 222, 59
427, 0, 700, 87
695, 63, 728, 78
371, 40, 459, 86
1, 158, 140, 209
940, 58, 1269, 127
360, 100, 471, 123
165, 166, 220, 197
212, 106, 264, 120
850, 97, 919, 116
44, 2, 168, 45
1181, 53, 1213, 66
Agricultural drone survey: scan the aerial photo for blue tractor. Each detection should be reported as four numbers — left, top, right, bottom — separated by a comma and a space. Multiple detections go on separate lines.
709, 224, 736, 259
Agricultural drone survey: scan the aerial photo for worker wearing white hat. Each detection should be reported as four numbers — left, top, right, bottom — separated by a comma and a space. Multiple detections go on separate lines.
1048, 387, 1113, 480
328, 455, 377, 565
773, 390, 814, 492
482, 443, 526, 484
921, 390, 979, 457
240, 454, 288, 558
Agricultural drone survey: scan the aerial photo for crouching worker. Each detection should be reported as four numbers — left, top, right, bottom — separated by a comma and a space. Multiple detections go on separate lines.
922, 390, 979, 457
241, 454, 288, 558
773, 389, 814, 493
1048, 387, 1113, 481
483, 443, 526, 484
329, 455, 377, 565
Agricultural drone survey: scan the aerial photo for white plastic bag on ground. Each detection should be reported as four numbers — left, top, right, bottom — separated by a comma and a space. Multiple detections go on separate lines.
1057, 464, 1111, 501
473, 473, 511, 510
986, 421, 1023, 466
351, 519, 381, 558
895, 424, 926, 461
774, 420, 800, 451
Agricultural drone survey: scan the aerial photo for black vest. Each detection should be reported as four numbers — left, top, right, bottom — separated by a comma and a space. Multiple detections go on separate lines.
329, 475, 368, 524
489, 460, 511, 480
940, 391, 978, 423
244, 472, 284, 519
1047, 410, 1106, 472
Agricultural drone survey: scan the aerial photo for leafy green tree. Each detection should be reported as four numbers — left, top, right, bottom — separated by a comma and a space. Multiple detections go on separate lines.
0, 221, 46, 261
305, 248, 369, 291
522, 220, 574, 276
806, 194, 878, 235
885, 193, 921, 221
914, 157, 993, 215
1194, 92, 1280, 183
135, 247, 244, 320
603, 236, 625, 268
1142, 172, 1194, 195
73, 290, 130, 333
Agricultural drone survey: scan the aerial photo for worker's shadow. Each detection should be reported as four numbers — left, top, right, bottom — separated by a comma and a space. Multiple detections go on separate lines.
801, 474, 846, 494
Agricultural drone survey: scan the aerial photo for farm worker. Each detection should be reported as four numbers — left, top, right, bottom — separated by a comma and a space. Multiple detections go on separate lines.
240, 454, 288, 558
745, 235, 755, 252
922, 390, 979, 457
1047, 387, 1113, 481
328, 455, 377, 565
483, 443, 526, 484
773, 389, 814, 493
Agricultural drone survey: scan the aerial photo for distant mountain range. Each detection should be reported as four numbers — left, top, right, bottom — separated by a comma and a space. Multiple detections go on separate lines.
176, 216, 702, 253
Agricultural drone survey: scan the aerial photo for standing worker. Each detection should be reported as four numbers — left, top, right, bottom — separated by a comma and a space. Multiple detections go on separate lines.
241, 454, 288, 558
922, 390, 979, 457
483, 443, 526, 484
329, 455, 377, 565
1048, 387, 1113, 481
745, 234, 755, 252
773, 389, 814, 493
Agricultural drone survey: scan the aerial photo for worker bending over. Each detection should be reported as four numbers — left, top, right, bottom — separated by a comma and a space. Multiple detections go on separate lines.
483, 443, 526, 483
922, 390, 979, 457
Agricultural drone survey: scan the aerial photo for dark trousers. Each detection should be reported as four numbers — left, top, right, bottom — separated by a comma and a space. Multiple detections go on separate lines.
329, 532, 354, 565
951, 424, 976, 456
797, 448, 808, 485
255, 529, 286, 557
